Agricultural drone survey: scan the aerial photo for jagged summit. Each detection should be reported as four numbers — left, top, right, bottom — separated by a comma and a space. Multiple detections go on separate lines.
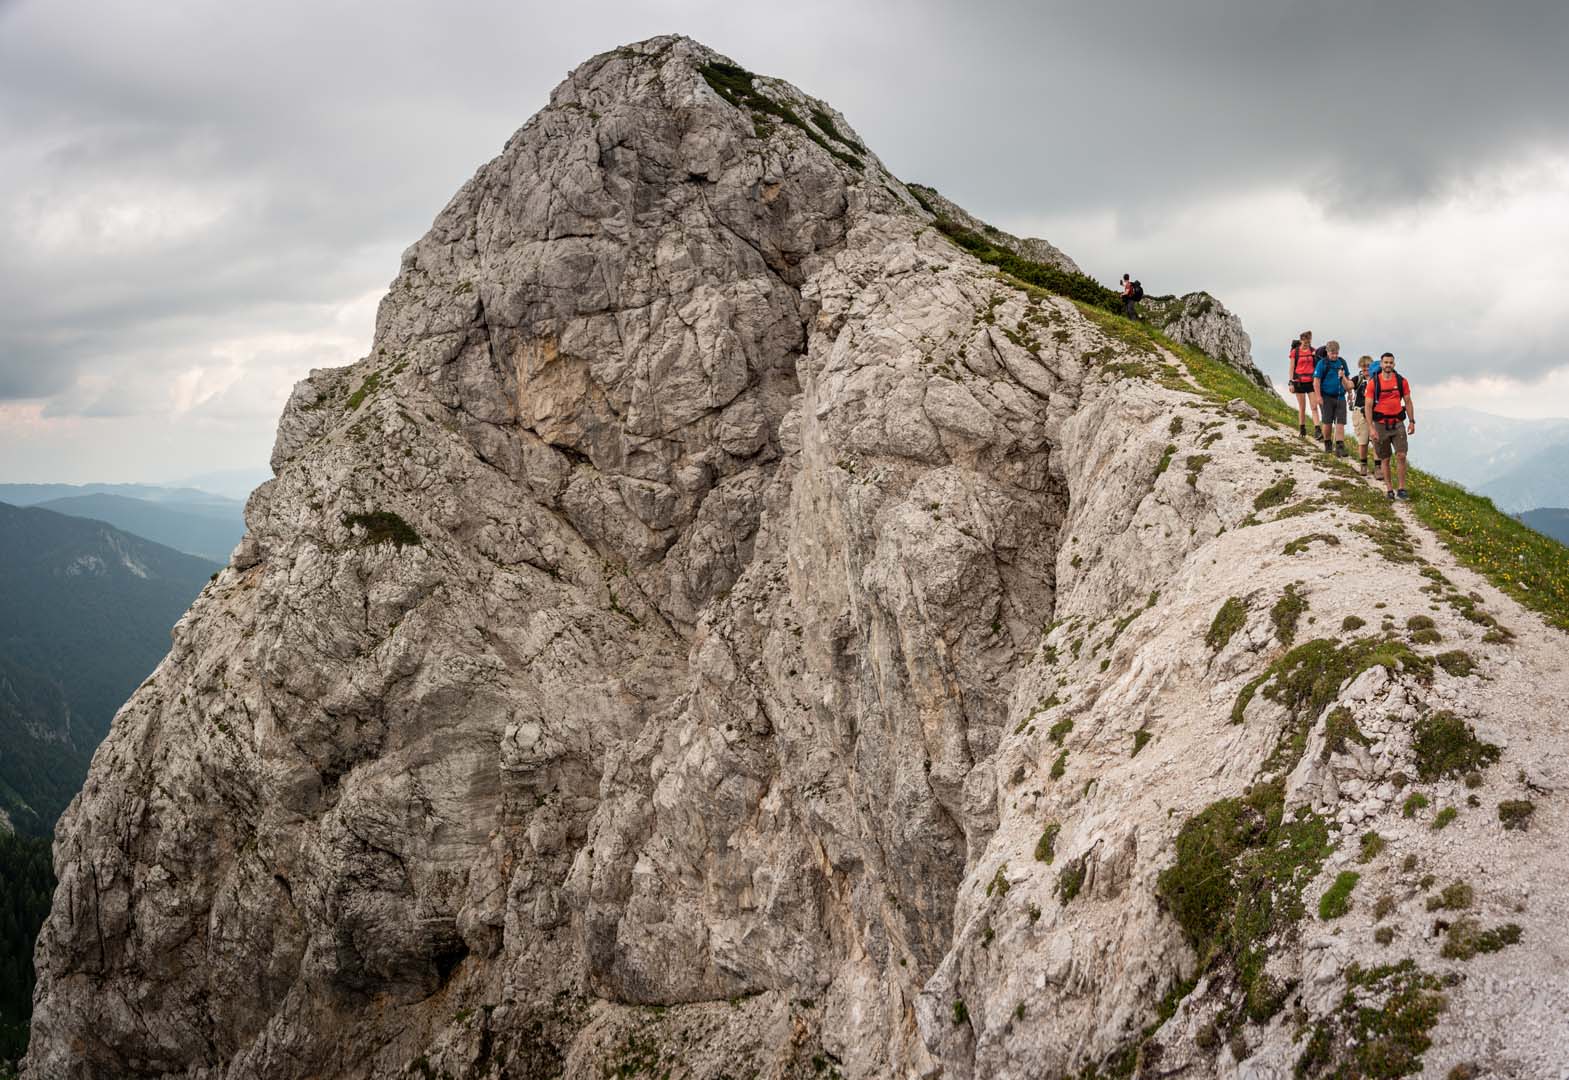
26, 36, 1569, 1080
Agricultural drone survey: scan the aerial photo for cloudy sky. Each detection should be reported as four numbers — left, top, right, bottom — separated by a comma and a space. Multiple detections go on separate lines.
4, 0, 1568, 484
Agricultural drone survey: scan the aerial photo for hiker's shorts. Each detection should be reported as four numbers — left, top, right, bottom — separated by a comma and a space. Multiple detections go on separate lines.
1291, 378, 1315, 395
1351, 408, 1370, 444
1320, 395, 1348, 425
1374, 423, 1409, 461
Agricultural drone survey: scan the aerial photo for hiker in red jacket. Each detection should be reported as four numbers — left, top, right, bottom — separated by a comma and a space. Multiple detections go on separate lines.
1120, 274, 1142, 319
1288, 330, 1322, 440
1365, 352, 1416, 500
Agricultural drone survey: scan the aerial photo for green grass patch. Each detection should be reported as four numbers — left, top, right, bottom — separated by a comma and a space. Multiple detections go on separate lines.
1406, 469, 1569, 631
1402, 792, 1430, 819
1319, 870, 1359, 920
1047, 717, 1073, 746
1435, 651, 1475, 677
1056, 854, 1087, 904
1295, 960, 1448, 1079
345, 369, 382, 411
1132, 729, 1152, 756
1106, 589, 1159, 646
1430, 806, 1458, 830
1342, 615, 1366, 631
1320, 706, 1367, 761
1207, 596, 1247, 651
1155, 443, 1177, 476
1440, 918, 1522, 960
937, 221, 1119, 311
1425, 881, 1473, 911
1246, 638, 1432, 779
342, 510, 422, 549
699, 61, 864, 170
1254, 476, 1297, 511
1255, 437, 1304, 462
1284, 532, 1340, 556
1358, 831, 1386, 863
1498, 799, 1535, 830
1034, 822, 1060, 863
808, 107, 865, 154
1411, 711, 1500, 781
1155, 781, 1330, 1024
1271, 583, 1309, 645
1185, 454, 1212, 487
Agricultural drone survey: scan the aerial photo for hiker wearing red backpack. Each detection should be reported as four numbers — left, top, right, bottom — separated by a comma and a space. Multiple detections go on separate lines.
1288, 331, 1321, 440
1365, 351, 1416, 500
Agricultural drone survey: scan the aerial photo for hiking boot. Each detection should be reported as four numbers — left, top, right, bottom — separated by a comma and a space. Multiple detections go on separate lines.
1299, 423, 1307, 437
1397, 488, 1410, 500
1360, 461, 1369, 476
1336, 441, 1347, 457
1313, 425, 1323, 440
1386, 489, 1396, 501
1324, 438, 1334, 453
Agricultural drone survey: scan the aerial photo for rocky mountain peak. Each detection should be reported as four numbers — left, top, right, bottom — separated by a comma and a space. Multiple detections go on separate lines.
25, 36, 1568, 1080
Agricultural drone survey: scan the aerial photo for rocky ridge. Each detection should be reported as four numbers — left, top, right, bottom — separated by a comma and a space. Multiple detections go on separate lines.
905, 184, 1264, 390
26, 35, 1569, 1080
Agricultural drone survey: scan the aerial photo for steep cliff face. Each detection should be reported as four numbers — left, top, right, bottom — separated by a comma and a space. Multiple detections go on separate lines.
28, 36, 1569, 1080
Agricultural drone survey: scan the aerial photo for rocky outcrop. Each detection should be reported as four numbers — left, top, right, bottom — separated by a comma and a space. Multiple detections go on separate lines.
905, 186, 1267, 391
1141, 290, 1266, 387
27, 35, 1569, 1080
907, 184, 1081, 274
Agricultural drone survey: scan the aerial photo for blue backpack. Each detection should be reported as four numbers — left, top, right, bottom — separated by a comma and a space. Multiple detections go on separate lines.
1317, 356, 1349, 397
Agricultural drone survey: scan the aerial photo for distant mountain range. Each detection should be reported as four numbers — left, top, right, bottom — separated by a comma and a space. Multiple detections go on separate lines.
173, 468, 271, 502
1519, 508, 1569, 547
32, 493, 244, 562
0, 501, 217, 835
0, 483, 246, 562
1417, 407, 1569, 513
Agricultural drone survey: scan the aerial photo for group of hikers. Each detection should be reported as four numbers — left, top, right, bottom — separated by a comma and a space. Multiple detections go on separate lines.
1288, 332, 1416, 500
1115, 276, 1417, 500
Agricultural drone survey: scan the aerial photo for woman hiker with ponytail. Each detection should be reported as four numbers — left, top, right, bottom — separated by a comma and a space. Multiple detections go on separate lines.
1289, 330, 1321, 440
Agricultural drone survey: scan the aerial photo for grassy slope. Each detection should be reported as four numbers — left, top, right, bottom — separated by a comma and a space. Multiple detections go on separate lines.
936, 224, 1569, 633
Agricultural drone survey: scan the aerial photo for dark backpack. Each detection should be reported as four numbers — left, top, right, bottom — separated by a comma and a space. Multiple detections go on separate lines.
1130, 281, 1144, 301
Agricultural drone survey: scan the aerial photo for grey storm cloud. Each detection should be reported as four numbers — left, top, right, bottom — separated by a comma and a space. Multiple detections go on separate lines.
2, 0, 1568, 474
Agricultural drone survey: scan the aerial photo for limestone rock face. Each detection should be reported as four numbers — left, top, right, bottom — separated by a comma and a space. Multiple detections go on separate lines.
1141, 291, 1265, 387
27, 35, 1569, 1080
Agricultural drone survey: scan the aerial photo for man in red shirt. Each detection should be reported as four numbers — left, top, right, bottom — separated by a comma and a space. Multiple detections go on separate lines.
1364, 352, 1416, 500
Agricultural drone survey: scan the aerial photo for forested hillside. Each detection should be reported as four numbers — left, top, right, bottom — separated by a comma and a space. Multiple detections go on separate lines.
0, 831, 53, 1074
0, 501, 217, 833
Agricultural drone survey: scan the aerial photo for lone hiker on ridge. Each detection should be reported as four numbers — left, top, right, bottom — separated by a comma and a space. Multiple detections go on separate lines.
1120, 274, 1142, 319
1366, 351, 1416, 500
1313, 340, 1352, 456
1289, 331, 1321, 440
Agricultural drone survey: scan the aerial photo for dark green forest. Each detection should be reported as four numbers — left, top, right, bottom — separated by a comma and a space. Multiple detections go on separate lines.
0, 500, 217, 833
0, 831, 54, 1072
